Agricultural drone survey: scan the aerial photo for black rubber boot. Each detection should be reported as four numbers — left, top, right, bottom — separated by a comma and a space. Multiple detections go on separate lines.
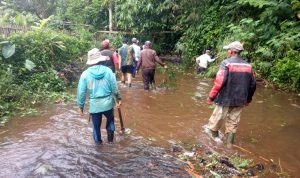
107, 131, 114, 143
210, 130, 219, 138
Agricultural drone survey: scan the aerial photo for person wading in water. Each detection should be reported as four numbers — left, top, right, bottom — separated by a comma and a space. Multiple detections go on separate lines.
77, 48, 122, 144
136, 41, 167, 90
118, 37, 135, 87
205, 41, 256, 147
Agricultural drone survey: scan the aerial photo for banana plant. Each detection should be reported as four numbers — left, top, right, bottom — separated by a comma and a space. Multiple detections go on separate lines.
0, 41, 15, 59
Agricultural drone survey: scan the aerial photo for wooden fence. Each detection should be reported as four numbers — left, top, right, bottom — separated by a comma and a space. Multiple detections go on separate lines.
0, 25, 32, 38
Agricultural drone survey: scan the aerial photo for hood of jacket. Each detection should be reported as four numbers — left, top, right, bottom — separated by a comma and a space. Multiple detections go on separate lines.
87, 65, 106, 80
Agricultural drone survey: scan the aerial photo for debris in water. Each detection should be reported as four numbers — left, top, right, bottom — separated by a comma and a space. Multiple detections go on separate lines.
183, 151, 195, 157
253, 163, 265, 171
124, 128, 132, 134
290, 103, 300, 109
34, 164, 53, 175
148, 137, 157, 142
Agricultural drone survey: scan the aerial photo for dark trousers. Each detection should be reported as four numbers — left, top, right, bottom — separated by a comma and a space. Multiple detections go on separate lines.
142, 69, 155, 90
91, 108, 115, 144
197, 66, 206, 74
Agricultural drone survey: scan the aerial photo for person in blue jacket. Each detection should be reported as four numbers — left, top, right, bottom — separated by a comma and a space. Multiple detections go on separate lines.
77, 48, 122, 144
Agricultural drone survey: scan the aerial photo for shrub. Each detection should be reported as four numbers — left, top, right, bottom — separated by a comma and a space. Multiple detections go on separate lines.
270, 50, 300, 91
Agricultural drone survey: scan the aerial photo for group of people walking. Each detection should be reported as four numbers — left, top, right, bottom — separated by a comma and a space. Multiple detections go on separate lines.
76, 39, 256, 147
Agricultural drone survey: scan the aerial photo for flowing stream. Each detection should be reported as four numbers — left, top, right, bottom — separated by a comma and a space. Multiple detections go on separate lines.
0, 73, 299, 177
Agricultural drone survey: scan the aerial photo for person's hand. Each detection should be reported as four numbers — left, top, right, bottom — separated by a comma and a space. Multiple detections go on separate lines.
116, 100, 122, 108
207, 98, 213, 105
79, 108, 84, 116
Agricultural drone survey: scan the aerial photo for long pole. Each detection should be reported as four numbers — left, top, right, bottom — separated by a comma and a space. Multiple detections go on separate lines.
117, 107, 125, 133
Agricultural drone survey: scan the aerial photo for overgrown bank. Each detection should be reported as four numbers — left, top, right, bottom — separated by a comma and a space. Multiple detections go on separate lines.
175, 1, 300, 92
0, 29, 91, 124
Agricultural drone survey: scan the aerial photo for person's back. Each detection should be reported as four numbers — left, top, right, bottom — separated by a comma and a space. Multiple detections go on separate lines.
211, 56, 256, 106
77, 65, 118, 113
118, 44, 134, 66
100, 49, 115, 73
99, 40, 116, 73
206, 41, 256, 145
139, 48, 160, 69
131, 44, 141, 62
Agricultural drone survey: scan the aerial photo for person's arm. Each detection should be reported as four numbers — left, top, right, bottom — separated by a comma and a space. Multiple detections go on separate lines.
153, 51, 166, 67
207, 55, 216, 63
131, 47, 135, 62
112, 52, 118, 64
77, 73, 88, 115
207, 62, 227, 104
136, 53, 142, 74
110, 71, 122, 106
247, 69, 256, 104
118, 49, 122, 69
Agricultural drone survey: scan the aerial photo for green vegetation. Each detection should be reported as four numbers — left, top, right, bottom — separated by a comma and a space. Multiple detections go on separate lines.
172, 0, 300, 91
0, 28, 91, 124
0, 0, 299, 123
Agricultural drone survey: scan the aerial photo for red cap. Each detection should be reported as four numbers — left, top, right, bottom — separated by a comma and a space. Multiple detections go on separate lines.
102, 40, 109, 49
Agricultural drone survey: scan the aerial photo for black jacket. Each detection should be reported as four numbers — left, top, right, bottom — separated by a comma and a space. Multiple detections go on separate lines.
209, 56, 256, 106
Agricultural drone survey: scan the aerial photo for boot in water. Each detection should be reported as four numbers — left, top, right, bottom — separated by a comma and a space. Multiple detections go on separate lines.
226, 132, 235, 147
210, 130, 222, 143
107, 131, 114, 143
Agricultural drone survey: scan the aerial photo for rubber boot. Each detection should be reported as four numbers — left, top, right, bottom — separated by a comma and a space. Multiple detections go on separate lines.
210, 130, 219, 138
107, 131, 114, 143
227, 132, 235, 145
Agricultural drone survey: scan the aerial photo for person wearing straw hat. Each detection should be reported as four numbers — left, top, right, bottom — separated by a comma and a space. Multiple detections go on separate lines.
205, 41, 256, 146
77, 48, 122, 144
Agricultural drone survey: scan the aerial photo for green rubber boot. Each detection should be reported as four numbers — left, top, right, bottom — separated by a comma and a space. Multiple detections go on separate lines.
227, 132, 235, 145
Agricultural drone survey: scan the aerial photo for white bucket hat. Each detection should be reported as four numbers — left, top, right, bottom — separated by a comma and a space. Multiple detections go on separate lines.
223, 41, 244, 52
86, 48, 109, 65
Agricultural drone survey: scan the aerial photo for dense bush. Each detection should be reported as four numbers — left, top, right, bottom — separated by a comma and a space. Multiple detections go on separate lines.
172, 0, 300, 91
271, 51, 300, 91
0, 29, 92, 123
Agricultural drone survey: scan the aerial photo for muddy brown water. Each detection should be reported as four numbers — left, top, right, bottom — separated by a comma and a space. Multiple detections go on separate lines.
0, 73, 299, 177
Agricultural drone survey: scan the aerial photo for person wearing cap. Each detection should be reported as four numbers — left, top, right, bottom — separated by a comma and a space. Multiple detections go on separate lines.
130, 37, 141, 78
205, 41, 256, 146
136, 41, 167, 90
118, 37, 135, 87
195, 49, 216, 74
99, 40, 118, 73
77, 48, 122, 144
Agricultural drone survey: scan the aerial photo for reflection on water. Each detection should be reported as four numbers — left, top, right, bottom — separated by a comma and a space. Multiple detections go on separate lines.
0, 106, 189, 177
0, 73, 299, 177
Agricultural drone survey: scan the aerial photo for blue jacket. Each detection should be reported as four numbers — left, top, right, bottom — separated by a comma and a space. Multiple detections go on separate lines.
77, 65, 121, 113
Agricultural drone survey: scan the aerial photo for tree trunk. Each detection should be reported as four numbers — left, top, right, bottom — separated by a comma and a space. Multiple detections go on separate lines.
108, 1, 113, 36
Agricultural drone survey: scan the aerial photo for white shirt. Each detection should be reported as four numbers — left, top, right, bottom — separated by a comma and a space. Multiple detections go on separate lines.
196, 54, 215, 68
130, 44, 141, 62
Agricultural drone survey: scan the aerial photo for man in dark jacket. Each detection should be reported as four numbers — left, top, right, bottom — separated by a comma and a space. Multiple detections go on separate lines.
206, 41, 256, 146
100, 40, 118, 73
136, 41, 167, 90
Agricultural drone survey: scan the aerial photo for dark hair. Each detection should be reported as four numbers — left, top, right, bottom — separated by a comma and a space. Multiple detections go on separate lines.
122, 37, 128, 43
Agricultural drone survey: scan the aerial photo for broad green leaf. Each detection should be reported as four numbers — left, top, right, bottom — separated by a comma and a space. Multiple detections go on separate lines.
25, 59, 36, 71
0, 41, 9, 45
2, 44, 15, 59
